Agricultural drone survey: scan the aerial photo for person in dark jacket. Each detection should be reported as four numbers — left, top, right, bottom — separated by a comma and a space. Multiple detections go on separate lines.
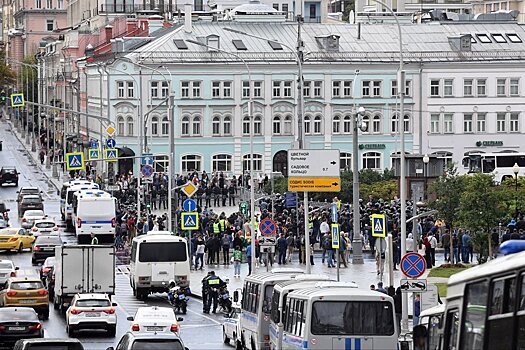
211, 234, 221, 265
393, 287, 402, 334
277, 233, 288, 265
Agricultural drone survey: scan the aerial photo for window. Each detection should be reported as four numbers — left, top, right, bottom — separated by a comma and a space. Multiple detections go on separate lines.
192, 116, 201, 135
117, 82, 125, 98
340, 152, 351, 170
477, 79, 487, 96
282, 4, 288, 13
487, 277, 516, 350
211, 81, 231, 98
161, 117, 169, 135
174, 39, 188, 50
36, 0, 42, 8
343, 116, 351, 133
151, 81, 159, 98
150, 81, 169, 99
510, 78, 520, 96
154, 155, 168, 172
46, 0, 52, 8
507, 33, 522, 43
284, 116, 292, 135
272, 3, 279, 10
212, 116, 220, 135
273, 116, 281, 135
232, 39, 247, 50
332, 115, 340, 133
343, 81, 352, 97
212, 81, 220, 98
268, 41, 283, 50
126, 81, 134, 98
460, 281, 488, 350
181, 81, 189, 98
254, 81, 262, 97
181, 116, 189, 136
304, 116, 311, 135
273, 81, 293, 98
243, 115, 263, 136
510, 113, 519, 132
463, 114, 473, 133
497, 79, 507, 96
392, 80, 411, 97
430, 114, 440, 134
477, 113, 486, 133
212, 154, 232, 172
313, 116, 322, 134
181, 155, 202, 173
444, 114, 454, 133
491, 33, 507, 43
444, 309, 460, 350
117, 116, 125, 136
444, 79, 453, 96
476, 33, 492, 43
151, 116, 159, 136
254, 116, 262, 135
242, 81, 250, 98
497, 113, 506, 132
242, 116, 251, 135
332, 81, 341, 97
46, 19, 54, 31
303, 81, 311, 97
126, 117, 134, 136
223, 116, 232, 135
372, 115, 381, 133
192, 81, 201, 97
362, 152, 381, 170
363, 80, 381, 97
313, 81, 322, 98
430, 79, 440, 97
463, 79, 473, 97
403, 115, 410, 133
391, 114, 398, 133
223, 81, 232, 98
242, 154, 263, 172
283, 81, 292, 97
273, 81, 281, 98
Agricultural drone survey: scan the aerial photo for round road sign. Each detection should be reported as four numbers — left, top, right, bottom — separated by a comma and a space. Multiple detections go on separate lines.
141, 164, 154, 177
259, 218, 277, 236
400, 252, 427, 279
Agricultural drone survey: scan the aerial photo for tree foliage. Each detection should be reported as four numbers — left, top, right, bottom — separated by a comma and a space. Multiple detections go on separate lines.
21, 56, 38, 103
342, 0, 356, 22
428, 167, 466, 228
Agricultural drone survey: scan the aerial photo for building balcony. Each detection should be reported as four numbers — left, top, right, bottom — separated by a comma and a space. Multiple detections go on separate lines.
98, 3, 175, 14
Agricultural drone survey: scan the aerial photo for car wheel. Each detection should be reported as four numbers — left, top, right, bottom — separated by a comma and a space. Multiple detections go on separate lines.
108, 326, 116, 337
223, 327, 230, 344
53, 296, 59, 310
17, 243, 23, 253
31, 258, 36, 265
67, 325, 75, 337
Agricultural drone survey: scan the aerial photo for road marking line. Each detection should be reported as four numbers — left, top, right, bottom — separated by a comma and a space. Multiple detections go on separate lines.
185, 300, 222, 325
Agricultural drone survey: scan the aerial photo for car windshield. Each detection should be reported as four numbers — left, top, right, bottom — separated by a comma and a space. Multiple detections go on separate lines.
0, 262, 13, 269
131, 340, 184, 350
25, 210, 44, 216
21, 189, 39, 194
76, 299, 110, 307
23, 198, 42, 204
25, 344, 84, 350
35, 236, 62, 245
0, 229, 21, 236
137, 309, 174, 320
36, 222, 55, 228
2, 169, 16, 174
11, 281, 43, 290
0, 310, 38, 321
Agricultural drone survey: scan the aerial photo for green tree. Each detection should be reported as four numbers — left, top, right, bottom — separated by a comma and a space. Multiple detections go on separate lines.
0, 50, 16, 88
21, 55, 38, 104
342, 0, 356, 22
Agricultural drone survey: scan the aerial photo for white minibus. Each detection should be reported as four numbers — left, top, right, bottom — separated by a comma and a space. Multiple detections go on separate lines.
59, 180, 98, 221
72, 190, 115, 244
130, 231, 190, 300
281, 287, 398, 350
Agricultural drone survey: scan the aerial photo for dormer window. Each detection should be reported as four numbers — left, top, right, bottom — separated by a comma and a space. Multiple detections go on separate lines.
207, 35, 220, 50
315, 35, 340, 52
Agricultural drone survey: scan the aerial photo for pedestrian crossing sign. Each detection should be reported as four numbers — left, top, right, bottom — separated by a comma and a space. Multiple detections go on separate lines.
105, 148, 118, 162
181, 212, 199, 230
88, 148, 100, 161
66, 152, 85, 171
371, 214, 386, 238
10, 93, 24, 107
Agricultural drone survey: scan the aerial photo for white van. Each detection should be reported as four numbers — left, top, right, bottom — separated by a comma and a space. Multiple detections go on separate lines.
59, 180, 98, 221
72, 190, 116, 244
130, 232, 190, 300
64, 182, 99, 225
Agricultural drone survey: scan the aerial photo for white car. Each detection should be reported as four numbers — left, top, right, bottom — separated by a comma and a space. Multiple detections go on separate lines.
0, 259, 18, 284
30, 219, 59, 236
21, 210, 46, 229
66, 293, 117, 337
127, 306, 183, 335
223, 305, 241, 346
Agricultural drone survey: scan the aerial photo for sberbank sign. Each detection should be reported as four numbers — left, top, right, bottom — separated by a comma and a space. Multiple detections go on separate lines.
476, 141, 503, 147
359, 144, 386, 150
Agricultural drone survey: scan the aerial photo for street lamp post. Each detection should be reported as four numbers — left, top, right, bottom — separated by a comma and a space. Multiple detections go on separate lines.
423, 154, 430, 201
513, 162, 519, 219
352, 106, 366, 264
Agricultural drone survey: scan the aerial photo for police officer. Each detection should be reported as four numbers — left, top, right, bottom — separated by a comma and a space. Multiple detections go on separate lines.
205, 271, 226, 314
201, 271, 213, 313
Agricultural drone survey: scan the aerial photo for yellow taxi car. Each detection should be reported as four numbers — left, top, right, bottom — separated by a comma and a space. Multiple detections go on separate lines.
0, 277, 49, 319
0, 228, 35, 253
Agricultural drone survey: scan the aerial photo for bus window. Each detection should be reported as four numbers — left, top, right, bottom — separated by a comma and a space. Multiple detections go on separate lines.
444, 309, 459, 350
262, 285, 273, 314
428, 315, 442, 350
270, 290, 280, 323
138, 242, 187, 262
481, 156, 495, 173
460, 281, 488, 350
487, 276, 516, 350
516, 273, 525, 348
468, 155, 482, 173
131, 241, 138, 263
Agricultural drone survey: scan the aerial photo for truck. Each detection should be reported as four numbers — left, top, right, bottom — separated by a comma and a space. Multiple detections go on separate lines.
53, 244, 115, 315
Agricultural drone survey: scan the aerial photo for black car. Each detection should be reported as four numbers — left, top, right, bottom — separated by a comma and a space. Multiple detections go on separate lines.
16, 187, 43, 203
18, 196, 44, 218
0, 167, 19, 187
107, 332, 188, 350
0, 307, 43, 345
14, 338, 84, 350
31, 236, 62, 265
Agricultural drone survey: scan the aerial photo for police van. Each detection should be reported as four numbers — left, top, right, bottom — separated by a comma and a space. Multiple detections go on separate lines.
71, 190, 115, 244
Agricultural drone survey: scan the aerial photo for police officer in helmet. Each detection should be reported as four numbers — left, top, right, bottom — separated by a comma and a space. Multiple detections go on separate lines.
201, 271, 213, 313
204, 270, 226, 314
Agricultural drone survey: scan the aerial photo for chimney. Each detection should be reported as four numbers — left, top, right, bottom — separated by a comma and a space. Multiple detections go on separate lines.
127, 19, 137, 33
105, 25, 113, 42
184, 3, 192, 33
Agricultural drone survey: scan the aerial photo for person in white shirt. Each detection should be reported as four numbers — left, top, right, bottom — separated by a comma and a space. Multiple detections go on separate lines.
320, 219, 330, 263
429, 234, 438, 266
406, 233, 414, 253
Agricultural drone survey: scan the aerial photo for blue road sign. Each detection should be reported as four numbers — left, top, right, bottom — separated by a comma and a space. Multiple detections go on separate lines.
10, 93, 24, 107
105, 148, 118, 162
181, 212, 199, 230
284, 192, 297, 208
141, 164, 154, 177
90, 141, 98, 149
331, 223, 339, 249
183, 199, 197, 212
141, 153, 154, 166
88, 149, 100, 161
65, 152, 84, 171
400, 252, 427, 279
331, 203, 338, 223
371, 214, 386, 238
106, 138, 116, 148
259, 218, 277, 236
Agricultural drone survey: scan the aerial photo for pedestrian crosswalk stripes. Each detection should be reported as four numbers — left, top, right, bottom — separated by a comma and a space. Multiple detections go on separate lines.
113, 274, 148, 314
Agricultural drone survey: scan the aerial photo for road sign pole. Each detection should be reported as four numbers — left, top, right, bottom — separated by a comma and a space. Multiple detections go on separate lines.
304, 192, 311, 274
388, 233, 394, 287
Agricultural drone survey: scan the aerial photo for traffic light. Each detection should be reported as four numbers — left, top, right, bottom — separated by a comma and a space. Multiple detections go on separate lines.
0, 90, 6, 105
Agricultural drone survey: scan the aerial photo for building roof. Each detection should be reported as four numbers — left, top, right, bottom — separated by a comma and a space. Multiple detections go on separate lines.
128, 21, 525, 64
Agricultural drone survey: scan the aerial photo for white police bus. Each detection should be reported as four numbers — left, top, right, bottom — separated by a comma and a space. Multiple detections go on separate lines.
239, 268, 304, 350
280, 287, 397, 350
59, 180, 98, 221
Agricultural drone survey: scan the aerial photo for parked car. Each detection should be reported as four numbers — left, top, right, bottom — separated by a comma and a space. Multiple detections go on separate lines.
16, 187, 43, 203
31, 219, 58, 236
31, 235, 63, 265
0, 277, 49, 319
0, 228, 35, 253
14, 338, 84, 350
107, 332, 188, 350
21, 210, 46, 229
222, 305, 241, 346
39, 257, 55, 283
0, 260, 18, 285
0, 307, 43, 345
0, 167, 19, 187
66, 293, 117, 337
19, 197, 45, 219
127, 306, 183, 335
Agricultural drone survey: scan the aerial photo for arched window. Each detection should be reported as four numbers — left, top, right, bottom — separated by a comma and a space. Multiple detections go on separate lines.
313, 115, 322, 134
192, 116, 201, 135
242, 154, 263, 172
223, 116, 232, 135
404, 114, 411, 133
391, 114, 399, 133
273, 116, 281, 135
181, 116, 190, 136
254, 116, 262, 135
161, 116, 169, 135
362, 152, 381, 170
242, 116, 251, 135
212, 116, 220, 135
126, 116, 134, 136
151, 116, 159, 136
362, 115, 370, 134
181, 154, 202, 172
304, 115, 311, 135
343, 115, 352, 133
212, 154, 232, 172
340, 152, 352, 171
332, 115, 340, 134
117, 116, 125, 136
284, 115, 292, 135
372, 115, 381, 133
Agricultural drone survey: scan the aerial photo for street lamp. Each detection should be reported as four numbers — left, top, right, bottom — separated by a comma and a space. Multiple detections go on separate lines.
352, 106, 367, 264
513, 162, 519, 219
